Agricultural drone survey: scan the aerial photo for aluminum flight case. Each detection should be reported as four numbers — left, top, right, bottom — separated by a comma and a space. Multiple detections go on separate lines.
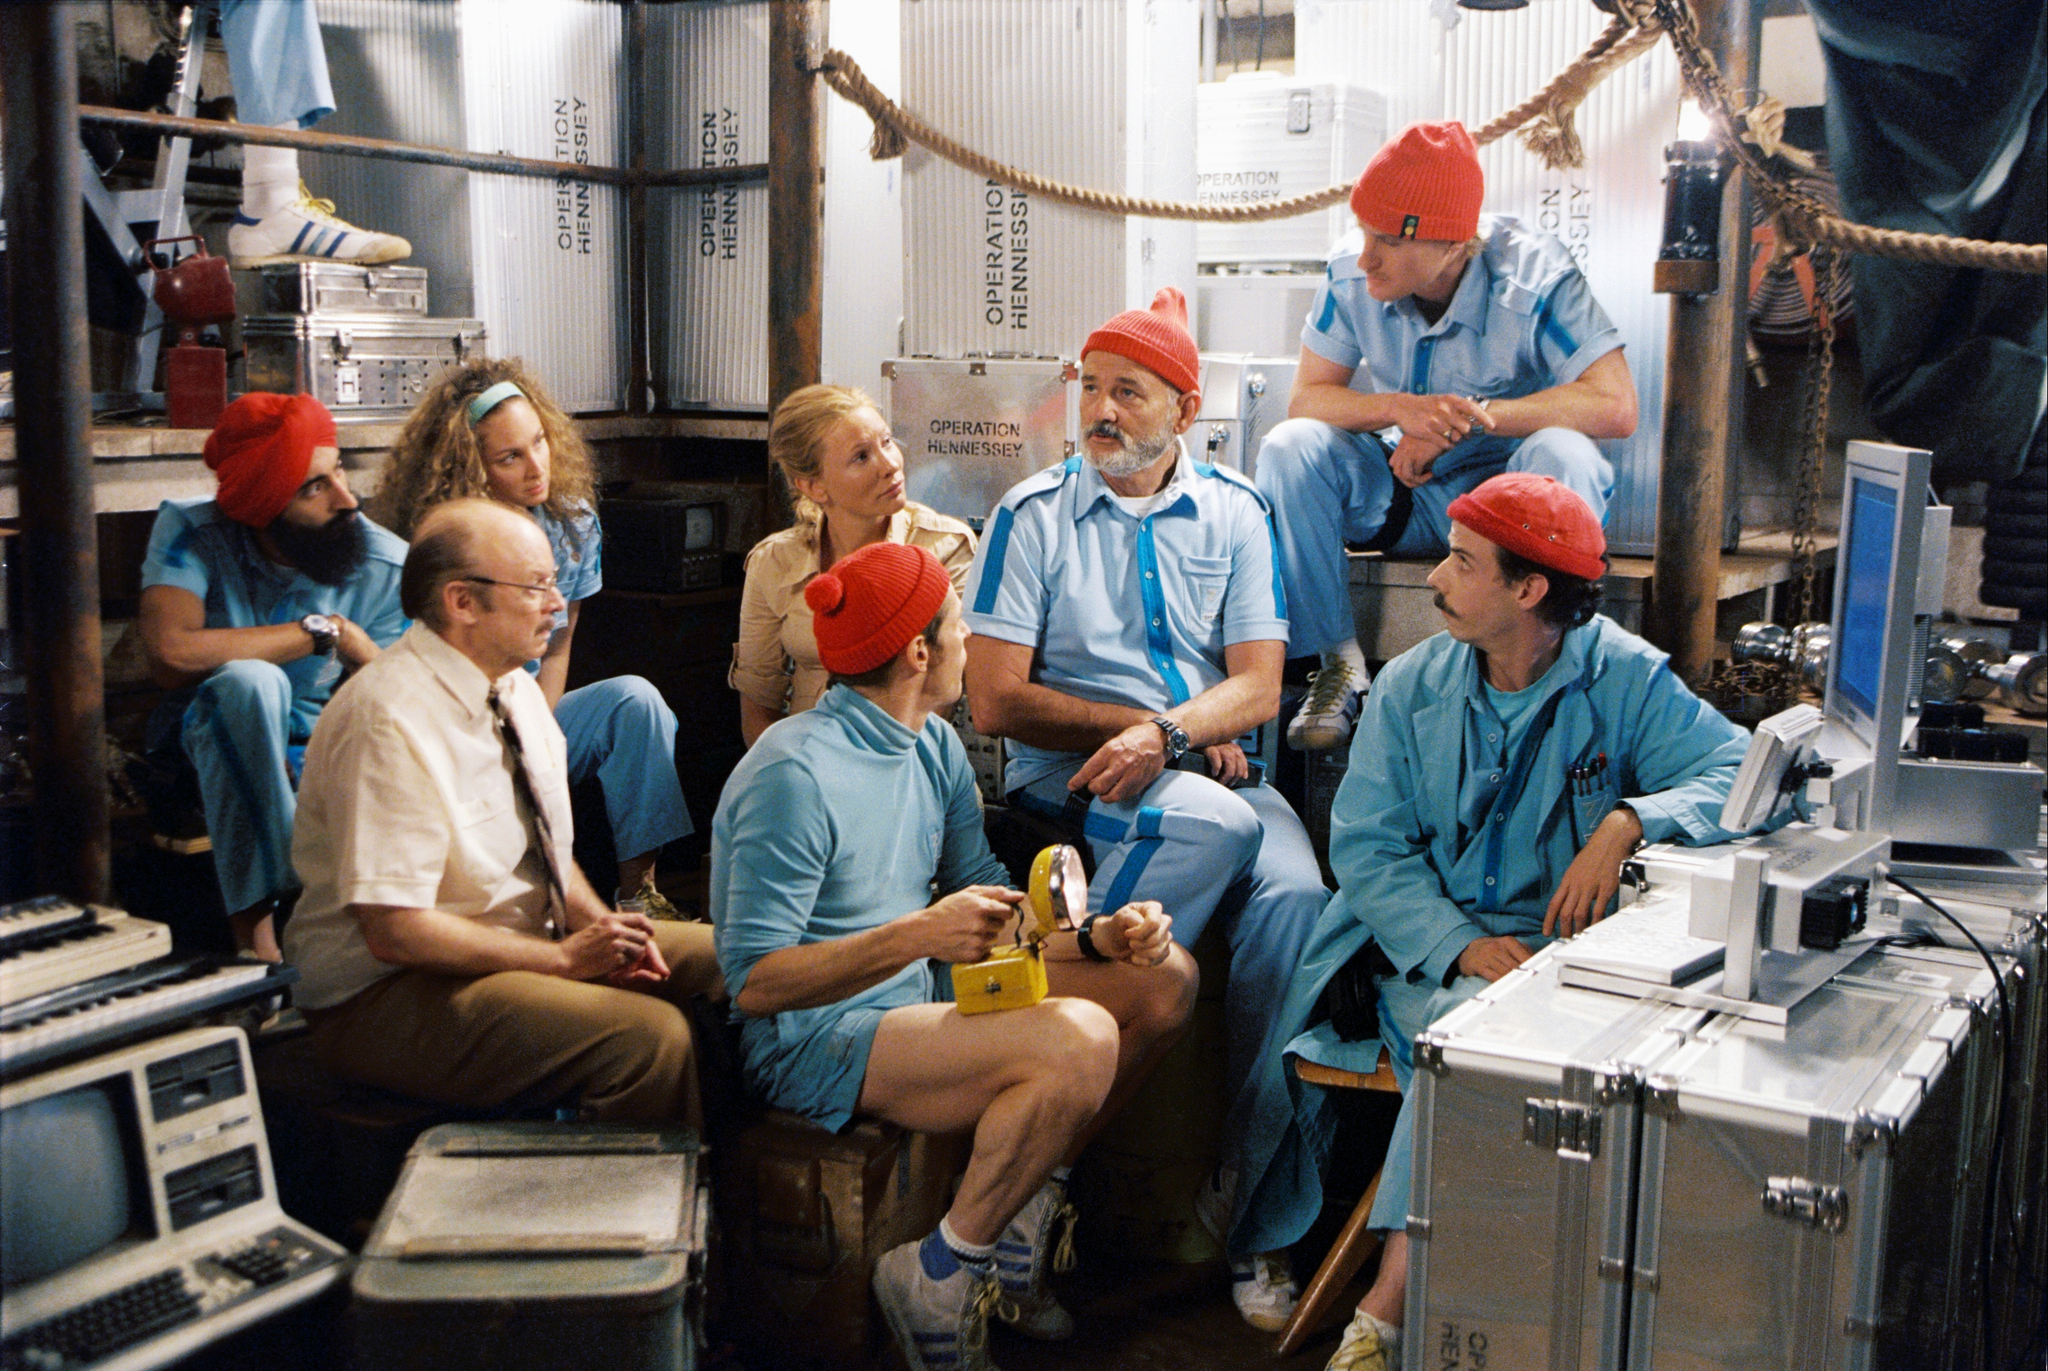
351, 1122, 705, 1371
1625, 972, 1983, 1370
242, 312, 485, 417
1406, 947, 1706, 1371
253, 262, 430, 316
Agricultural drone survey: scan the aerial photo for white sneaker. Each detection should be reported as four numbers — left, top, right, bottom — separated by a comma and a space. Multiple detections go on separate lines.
1193, 1164, 1236, 1248
1229, 1251, 1300, 1333
228, 183, 411, 269
993, 1179, 1078, 1341
1327, 1307, 1401, 1371
1287, 659, 1368, 752
873, 1238, 1004, 1371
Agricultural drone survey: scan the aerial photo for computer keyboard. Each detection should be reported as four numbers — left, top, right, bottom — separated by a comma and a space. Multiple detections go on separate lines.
0, 1270, 200, 1371
1553, 894, 1725, 985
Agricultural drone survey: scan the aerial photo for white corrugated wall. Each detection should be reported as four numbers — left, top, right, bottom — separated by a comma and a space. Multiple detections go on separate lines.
461, 0, 626, 413
647, 1, 770, 410
1296, 0, 1678, 554
901, 0, 1201, 359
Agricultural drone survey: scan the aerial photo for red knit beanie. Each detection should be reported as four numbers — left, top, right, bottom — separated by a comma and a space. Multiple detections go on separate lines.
1447, 473, 1607, 581
1081, 287, 1201, 396
1350, 121, 1485, 243
806, 542, 952, 675
203, 392, 338, 526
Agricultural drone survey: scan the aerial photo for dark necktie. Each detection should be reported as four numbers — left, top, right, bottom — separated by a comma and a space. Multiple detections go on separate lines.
488, 684, 567, 938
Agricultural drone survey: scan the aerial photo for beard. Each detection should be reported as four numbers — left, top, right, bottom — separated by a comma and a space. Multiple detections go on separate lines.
1082, 420, 1177, 478
266, 508, 368, 587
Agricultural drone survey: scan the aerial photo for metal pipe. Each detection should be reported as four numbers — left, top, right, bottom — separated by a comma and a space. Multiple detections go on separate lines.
768, 0, 824, 412
1645, 0, 1759, 683
3, 4, 111, 903
77, 104, 766, 191
625, 0, 651, 416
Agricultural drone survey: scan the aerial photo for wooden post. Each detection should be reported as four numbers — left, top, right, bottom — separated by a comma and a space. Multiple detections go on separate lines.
768, 0, 824, 413
2, 2, 111, 902
1645, 0, 1760, 683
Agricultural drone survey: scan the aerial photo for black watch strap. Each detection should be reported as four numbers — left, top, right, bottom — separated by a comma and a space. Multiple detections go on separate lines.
1150, 715, 1189, 762
1076, 914, 1113, 963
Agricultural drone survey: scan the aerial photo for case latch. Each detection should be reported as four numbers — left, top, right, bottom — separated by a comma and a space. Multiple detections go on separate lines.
1762, 1176, 1848, 1231
1523, 1098, 1602, 1157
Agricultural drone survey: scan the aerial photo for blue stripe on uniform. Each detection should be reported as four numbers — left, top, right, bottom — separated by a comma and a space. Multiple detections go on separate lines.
1101, 806, 1167, 911
1534, 286, 1578, 360
1135, 517, 1192, 706
972, 506, 1015, 615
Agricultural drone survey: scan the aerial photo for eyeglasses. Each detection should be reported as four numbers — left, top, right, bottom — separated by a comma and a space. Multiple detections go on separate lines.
462, 574, 561, 600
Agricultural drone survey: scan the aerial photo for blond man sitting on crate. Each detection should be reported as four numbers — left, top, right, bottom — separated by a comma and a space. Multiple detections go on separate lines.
710, 541, 1197, 1371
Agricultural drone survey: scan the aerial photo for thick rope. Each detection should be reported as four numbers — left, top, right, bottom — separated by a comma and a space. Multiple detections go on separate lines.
816, 0, 2044, 276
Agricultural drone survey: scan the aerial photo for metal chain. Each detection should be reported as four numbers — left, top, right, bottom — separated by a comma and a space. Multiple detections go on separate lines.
1790, 251, 1839, 630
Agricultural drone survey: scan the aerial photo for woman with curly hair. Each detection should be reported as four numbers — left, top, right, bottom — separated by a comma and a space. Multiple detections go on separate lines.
732, 384, 977, 745
382, 358, 693, 909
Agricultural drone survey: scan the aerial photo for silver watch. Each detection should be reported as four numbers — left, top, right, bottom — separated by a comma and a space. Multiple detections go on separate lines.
301, 613, 339, 656
1150, 715, 1190, 763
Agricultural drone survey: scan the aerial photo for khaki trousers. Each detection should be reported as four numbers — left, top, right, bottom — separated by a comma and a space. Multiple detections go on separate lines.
304, 921, 723, 1132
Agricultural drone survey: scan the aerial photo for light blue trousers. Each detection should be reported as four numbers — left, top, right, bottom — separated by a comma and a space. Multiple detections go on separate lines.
1364, 971, 1490, 1233
1013, 767, 1330, 1177
556, 675, 695, 868
219, 0, 335, 129
186, 667, 691, 918
1254, 419, 1615, 658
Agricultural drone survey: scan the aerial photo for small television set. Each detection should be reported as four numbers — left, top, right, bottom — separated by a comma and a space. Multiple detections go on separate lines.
0, 1027, 347, 1369
1813, 441, 1933, 834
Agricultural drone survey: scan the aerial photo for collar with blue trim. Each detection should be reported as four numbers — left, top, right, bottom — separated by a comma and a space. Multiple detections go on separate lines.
1073, 437, 1199, 522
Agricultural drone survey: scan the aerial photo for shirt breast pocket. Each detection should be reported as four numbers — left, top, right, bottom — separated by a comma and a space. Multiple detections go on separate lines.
1181, 556, 1233, 624
454, 790, 523, 883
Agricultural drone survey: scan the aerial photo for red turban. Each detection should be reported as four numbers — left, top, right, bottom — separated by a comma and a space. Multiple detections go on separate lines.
203, 392, 337, 526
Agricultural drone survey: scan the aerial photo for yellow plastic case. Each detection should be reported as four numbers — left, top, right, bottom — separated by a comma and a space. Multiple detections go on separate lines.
951, 845, 1085, 1015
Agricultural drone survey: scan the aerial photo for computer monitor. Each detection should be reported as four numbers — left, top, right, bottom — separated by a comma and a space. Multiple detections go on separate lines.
1813, 440, 1933, 833
1718, 702, 1823, 833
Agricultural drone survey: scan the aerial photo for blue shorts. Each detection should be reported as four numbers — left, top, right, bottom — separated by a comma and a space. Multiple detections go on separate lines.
737, 964, 953, 1132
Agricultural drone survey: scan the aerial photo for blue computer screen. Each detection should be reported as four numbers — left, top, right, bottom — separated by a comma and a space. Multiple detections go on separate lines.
1835, 477, 1897, 723
0, 1082, 137, 1289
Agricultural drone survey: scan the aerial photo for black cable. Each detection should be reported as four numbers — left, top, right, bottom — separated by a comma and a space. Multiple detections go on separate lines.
1883, 869, 2017, 1371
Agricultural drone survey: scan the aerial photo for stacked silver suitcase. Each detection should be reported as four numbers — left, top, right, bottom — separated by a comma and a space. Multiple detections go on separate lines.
1404, 918, 2034, 1370
243, 263, 485, 416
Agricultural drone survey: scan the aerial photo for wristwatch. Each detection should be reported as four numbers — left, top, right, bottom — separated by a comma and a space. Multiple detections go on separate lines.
301, 613, 339, 656
1150, 715, 1190, 763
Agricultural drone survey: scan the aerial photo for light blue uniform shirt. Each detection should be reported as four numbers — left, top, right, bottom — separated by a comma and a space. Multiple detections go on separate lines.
1332, 615, 1752, 988
1303, 214, 1622, 479
963, 450, 1290, 793
140, 498, 409, 738
711, 686, 1012, 1100
525, 503, 602, 675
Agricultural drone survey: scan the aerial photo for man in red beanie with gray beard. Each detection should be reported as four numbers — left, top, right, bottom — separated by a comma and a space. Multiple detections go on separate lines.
139, 391, 407, 958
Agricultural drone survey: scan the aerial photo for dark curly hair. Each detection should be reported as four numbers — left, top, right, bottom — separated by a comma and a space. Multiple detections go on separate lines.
1495, 544, 1606, 629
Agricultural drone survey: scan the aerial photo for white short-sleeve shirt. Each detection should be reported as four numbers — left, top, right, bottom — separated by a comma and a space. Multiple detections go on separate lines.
284, 622, 575, 1009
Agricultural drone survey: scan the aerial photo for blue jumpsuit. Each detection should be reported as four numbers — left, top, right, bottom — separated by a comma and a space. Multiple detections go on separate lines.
532, 505, 693, 870
1232, 616, 1752, 1256
710, 685, 1012, 1131
964, 451, 1330, 1201
140, 498, 408, 915
1256, 215, 1623, 657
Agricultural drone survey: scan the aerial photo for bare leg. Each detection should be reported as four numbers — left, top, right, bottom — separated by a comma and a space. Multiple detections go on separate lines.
1358, 1229, 1407, 1326
616, 853, 656, 900
860, 997, 1122, 1245
1043, 944, 1198, 1163
230, 904, 281, 962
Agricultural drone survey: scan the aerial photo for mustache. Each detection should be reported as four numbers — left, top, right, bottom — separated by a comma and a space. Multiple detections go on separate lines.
1087, 420, 1128, 447
1433, 591, 1455, 618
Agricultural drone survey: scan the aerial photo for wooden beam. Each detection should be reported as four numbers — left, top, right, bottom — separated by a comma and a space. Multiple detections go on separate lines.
768, 0, 824, 413
1645, 0, 1761, 683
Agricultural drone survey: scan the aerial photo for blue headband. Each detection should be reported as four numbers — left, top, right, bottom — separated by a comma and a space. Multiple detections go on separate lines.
466, 380, 526, 426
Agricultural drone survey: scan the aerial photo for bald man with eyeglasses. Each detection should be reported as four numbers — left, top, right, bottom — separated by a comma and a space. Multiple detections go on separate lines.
282, 500, 723, 1128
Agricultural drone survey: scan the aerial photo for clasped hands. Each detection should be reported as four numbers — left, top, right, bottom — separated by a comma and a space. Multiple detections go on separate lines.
562, 905, 669, 986
915, 886, 1174, 969
1388, 393, 1495, 489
